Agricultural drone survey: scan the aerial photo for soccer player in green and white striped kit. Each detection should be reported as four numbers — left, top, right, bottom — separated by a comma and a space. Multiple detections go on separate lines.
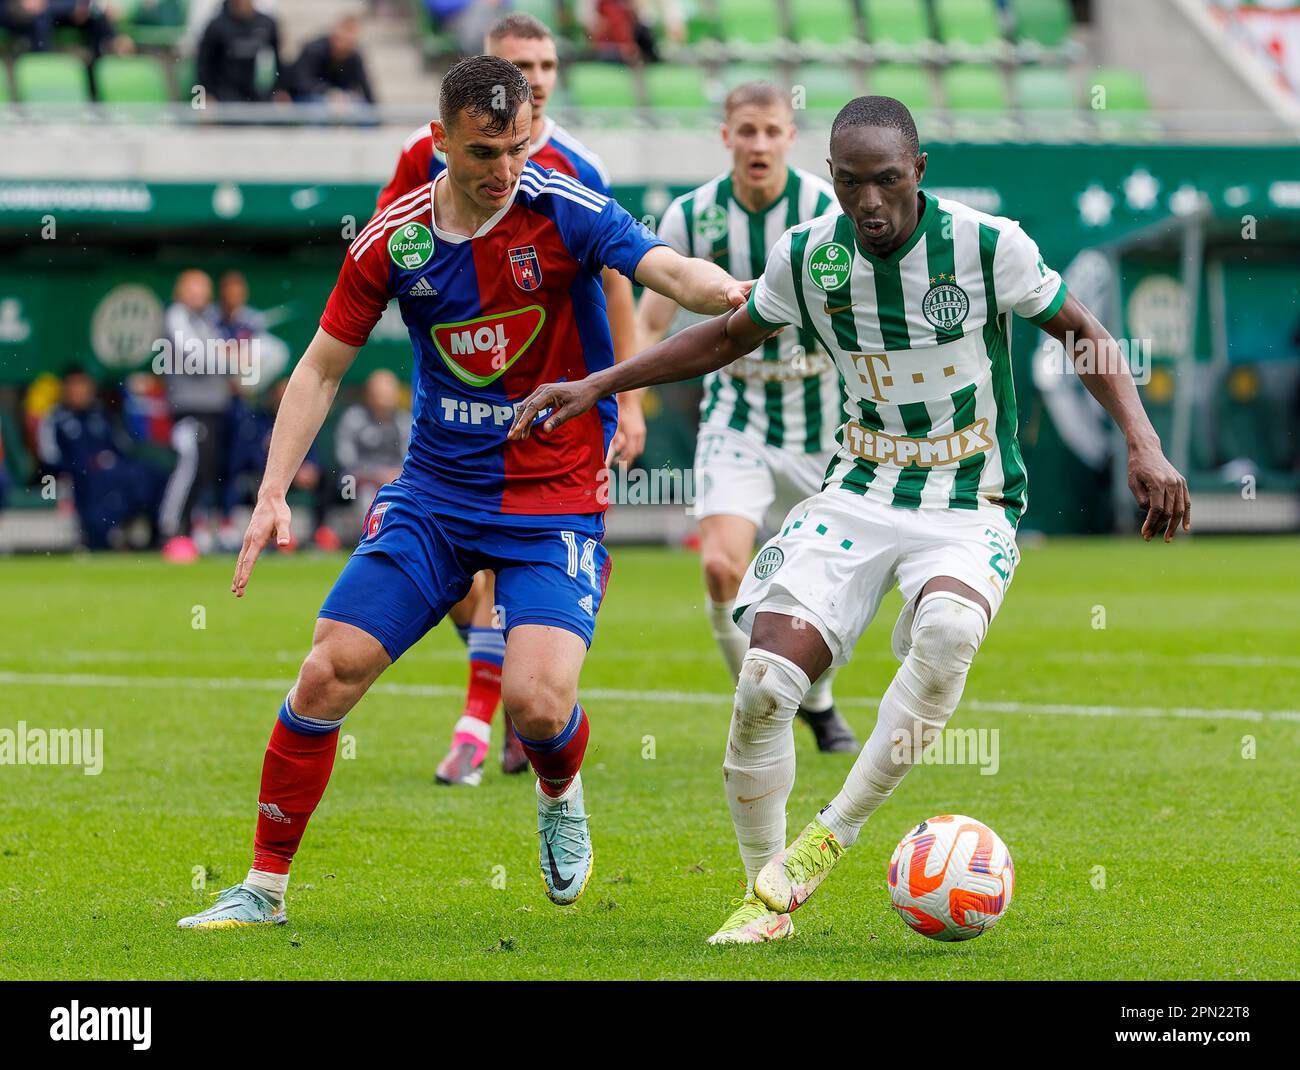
510, 95, 1191, 944
637, 82, 859, 753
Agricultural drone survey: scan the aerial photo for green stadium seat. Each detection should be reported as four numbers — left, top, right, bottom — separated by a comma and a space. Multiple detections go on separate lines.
1010, 0, 1073, 49
716, 0, 786, 53
865, 0, 933, 54
793, 63, 863, 113
95, 55, 171, 104
1087, 68, 1150, 112
941, 63, 1008, 111
644, 62, 713, 113
1013, 65, 1076, 111
565, 62, 639, 113
934, 0, 1004, 50
15, 53, 91, 104
868, 63, 936, 112
677, 0, 722, 45
125, 0, 191, 50
790, 0, 859, 54
720, 62, 786, 93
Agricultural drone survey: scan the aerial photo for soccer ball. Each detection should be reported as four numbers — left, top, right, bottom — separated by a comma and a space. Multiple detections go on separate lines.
887, 815, 1014, 942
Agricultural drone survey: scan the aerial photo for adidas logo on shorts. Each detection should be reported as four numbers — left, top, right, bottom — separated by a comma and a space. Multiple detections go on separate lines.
578, 594, 594, 615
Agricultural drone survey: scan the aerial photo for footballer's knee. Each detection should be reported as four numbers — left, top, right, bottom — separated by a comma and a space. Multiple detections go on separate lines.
294, 628, 387, 718
730, 649, 807, 739
701, 548, 746, 603
501, 677, 573, 740
906, 593, 987, 699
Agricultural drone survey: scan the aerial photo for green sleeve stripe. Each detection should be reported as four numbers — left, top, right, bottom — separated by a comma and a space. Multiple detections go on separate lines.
978, 222, 1027, 522
947, 383, 984, 510
745, 287, 787, 330
1027, 279, 1068, 325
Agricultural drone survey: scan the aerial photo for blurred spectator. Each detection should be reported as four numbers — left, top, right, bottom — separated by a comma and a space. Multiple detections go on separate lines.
0, 0, 135, 58
579, 0, 682, 63
225, 378, 343, 552
333, 369, 410, 510
158, 268, 234, 562
37, 367, 168, 550
289, 15, 375, 107
196, 0, 285, 103
214, 268, 266, 340
424, 0, 506, 57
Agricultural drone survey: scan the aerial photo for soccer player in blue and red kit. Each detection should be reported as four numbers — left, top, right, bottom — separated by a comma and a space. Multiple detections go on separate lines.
178, 55, 748, 928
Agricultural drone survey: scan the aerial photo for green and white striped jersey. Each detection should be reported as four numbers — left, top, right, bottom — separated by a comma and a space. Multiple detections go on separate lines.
658, 167, 844, 454
746, 190, 1067, 525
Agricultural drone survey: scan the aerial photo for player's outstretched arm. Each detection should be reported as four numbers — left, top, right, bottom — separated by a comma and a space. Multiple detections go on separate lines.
232, 327, 360, 597
509, 305, 775, 440
634, 245, 751, 316
1039, 293, 1190, 543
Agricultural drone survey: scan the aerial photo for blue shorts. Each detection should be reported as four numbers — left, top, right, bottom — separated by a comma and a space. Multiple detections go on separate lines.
318, 480, 612, 661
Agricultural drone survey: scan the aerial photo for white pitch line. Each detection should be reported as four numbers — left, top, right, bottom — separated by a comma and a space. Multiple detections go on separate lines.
1, 670, 1298, 724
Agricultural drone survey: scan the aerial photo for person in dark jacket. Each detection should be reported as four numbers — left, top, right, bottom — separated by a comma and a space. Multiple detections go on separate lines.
195, 0, 284, 103
289, 16, 375, 106
37, 368, 168, 550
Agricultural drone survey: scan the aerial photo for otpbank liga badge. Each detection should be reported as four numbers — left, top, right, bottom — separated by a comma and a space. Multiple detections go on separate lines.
389, 222, 434, 270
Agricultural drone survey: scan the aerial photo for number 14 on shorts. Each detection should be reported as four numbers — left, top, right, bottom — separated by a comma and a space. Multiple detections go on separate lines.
561, 530, 601, 588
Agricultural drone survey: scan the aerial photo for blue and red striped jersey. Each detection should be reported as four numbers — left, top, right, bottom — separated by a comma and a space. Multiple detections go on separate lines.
376, 116, 612, 212
321, 161, 665, 518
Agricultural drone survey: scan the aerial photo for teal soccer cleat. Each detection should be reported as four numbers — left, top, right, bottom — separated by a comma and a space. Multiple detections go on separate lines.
537, 775, 593, 906
177, 884, 287, 930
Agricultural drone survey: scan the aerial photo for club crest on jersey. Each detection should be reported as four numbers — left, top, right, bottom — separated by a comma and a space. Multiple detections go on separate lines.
697, 203, 727, 243
808, 241, 853, 291
509, 245, 543, 292
389, 222, 434, 270
753, 546, 784, 580
365, 500, 391, 539
922, 276, 970, 331
431, 305, 546, 388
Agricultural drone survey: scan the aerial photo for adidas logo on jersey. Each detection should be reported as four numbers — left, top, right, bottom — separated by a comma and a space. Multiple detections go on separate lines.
578, 594, 594, 615
406, 277, 438, 297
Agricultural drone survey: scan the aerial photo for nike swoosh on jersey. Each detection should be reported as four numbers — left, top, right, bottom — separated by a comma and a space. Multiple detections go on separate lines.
823, 302, 855, 315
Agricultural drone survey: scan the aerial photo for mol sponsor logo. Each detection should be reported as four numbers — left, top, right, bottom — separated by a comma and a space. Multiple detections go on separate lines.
431, 305, 545, 388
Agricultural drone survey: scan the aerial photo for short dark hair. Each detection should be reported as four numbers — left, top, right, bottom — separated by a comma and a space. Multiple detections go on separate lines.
831, 95, 920, 156
486, 12, 552, 44
724, 81, 792, 119
438, 54, 532, 136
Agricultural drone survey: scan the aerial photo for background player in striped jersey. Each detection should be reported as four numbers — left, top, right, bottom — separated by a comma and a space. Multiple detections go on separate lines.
378, 12, 645, 788
177, 56, 750, 929
637, 82, 858, 754
509, 95, 1190, 944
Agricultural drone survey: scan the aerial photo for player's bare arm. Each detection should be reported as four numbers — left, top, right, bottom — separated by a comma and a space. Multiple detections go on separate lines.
1039, 293, 1190, 543
510, 305, 773, 439
232, 327, 359, 597
603, 267, 646, 463
633, 244, 751, 315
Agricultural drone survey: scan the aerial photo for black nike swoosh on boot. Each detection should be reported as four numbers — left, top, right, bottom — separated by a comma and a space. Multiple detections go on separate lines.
546, 842, 575, 891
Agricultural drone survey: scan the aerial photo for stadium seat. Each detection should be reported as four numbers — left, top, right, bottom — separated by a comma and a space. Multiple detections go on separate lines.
941, 64, 1009, 111
865, 0, 933, 51
868, 64, 936, 112
715, 0, 786, 55
793, 63, 864, 113
1010, 0, 1074, 50
123, 0, 189, 49
1013, 65, 1075, 110
512, 0, 564, 33
790, 0, 860, 58
720, 62, 786, 93
1087, 68, 1151, 112
643, 62, 714, 114
95, 55, 172, 104
565, 62, 640, 114
933, 0, 1005, 53
15, 53, 91, 104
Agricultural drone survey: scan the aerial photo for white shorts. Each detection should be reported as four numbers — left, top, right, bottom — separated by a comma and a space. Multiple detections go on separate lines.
733, 489, 1020, 669
692, 426, 834, 531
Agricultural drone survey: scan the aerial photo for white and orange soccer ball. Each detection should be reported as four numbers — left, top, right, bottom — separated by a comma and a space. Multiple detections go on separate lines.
887, 815, 1014, 942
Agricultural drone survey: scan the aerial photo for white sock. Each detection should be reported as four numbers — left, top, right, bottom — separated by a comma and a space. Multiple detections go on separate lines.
723, 648, 810, 888
820, 594, 985, 849
802, 666, 838, 711
245, 868, 289, 905
537, 770, 581, 807
707, 597, 749, 682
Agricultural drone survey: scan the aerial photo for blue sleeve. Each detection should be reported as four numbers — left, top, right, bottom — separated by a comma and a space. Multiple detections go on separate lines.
583, 198, 667, 281
571, 156, 611, 198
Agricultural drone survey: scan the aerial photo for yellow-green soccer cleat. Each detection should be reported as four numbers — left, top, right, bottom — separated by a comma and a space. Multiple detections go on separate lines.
706, 894, 794, 945
177, 884, 287, 930
754, 818, 845, 914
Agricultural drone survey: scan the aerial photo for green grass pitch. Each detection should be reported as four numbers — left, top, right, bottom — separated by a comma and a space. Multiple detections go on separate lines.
0, 537, 1297, 980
